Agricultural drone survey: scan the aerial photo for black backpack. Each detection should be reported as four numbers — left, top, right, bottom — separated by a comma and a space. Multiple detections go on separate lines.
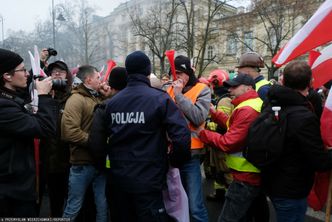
243, 105, 306, 170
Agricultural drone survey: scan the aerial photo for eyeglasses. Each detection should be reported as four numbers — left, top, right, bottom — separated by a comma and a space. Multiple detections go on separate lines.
14, 68, 27, 73
51, 69, 67, 75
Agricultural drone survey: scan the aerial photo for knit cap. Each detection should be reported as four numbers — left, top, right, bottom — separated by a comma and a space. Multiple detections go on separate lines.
125, 51, 151, 76
174, 55, 194, 76
108, 67, 128, 90
0, 48, 24, 75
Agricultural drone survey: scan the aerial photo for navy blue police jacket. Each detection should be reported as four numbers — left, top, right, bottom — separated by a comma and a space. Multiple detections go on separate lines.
89, 74, 191, 193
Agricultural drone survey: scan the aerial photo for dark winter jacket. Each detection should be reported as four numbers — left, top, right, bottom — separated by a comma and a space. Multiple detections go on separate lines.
40, 90, 71, 174
0, 87, 56, 201
254, 75, 271, 100
262, 85, 332, 199
89, 74, 191, 193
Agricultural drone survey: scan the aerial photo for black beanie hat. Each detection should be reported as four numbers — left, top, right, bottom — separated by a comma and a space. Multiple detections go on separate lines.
125, 51, 151, 76
0, 48, 24, 76
173, 55, 197, 87
108, 67, 128, 90
174, 55, 194, 76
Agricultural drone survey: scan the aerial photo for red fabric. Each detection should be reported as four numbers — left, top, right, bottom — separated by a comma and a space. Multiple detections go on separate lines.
307, 90, 332, 211
308, 50, 321, 67
210, 108, 228, 129
272, 1, 332, 66
308, 171, 330, 211
312, 58, 332, 89
311, 44, 332, 89
199, 90, 260, 153
34, 138, 40, 177
232, 171, 261, 186
321, 103, 332, 147
199, 90, 261, 185
165, 50, 176, 80
103, 59, 116, 82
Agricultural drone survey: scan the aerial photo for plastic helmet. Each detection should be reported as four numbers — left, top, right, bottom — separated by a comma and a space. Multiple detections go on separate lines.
198, 77, 210, 86
236, 52, 264, 68
207, 69, 230, 87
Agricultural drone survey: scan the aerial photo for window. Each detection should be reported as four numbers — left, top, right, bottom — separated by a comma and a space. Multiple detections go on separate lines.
207, 46, 214, 60
244, 31, 253, 52
227, 35, 237, 55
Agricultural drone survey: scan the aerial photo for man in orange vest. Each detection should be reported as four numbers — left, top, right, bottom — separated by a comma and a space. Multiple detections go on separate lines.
167, 55, 210, 222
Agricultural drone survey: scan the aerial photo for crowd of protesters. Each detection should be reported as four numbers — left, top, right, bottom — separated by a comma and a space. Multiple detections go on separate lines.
0, 47, 332, 222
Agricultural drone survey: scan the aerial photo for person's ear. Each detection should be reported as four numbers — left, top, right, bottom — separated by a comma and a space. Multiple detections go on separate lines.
3, 73, 12, 81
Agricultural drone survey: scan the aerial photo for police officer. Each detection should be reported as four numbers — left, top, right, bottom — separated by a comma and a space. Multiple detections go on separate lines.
89, 51, 191, 222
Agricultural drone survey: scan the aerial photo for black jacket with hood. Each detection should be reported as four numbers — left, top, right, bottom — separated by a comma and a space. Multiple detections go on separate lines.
0, 87, 56, 201
262, 85, 332, 199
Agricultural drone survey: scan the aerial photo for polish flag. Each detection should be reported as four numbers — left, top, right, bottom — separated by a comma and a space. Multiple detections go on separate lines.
307, 50, 321, 67
272, 0, 332, 67
311, 44, 332, 89
321, 89, 332, 147
307, 90, 332, 211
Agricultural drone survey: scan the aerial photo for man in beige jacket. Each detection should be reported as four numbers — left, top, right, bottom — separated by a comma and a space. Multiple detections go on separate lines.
61, 65, 110, 222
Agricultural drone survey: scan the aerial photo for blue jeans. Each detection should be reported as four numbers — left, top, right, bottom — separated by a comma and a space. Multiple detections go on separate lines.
219, 180, 260, 222
63, 165, 108, 222
179, 155, 208, 222
270, 197, 307, 222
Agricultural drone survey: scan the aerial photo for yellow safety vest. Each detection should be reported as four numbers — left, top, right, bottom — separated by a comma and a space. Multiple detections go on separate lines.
225, 98, 262, 173
167, 83, 207, 149
255, 79, 270, 92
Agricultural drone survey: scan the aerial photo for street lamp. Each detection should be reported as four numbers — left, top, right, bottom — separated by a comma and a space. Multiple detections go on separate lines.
0, 15, 4, 47
52, 0, 56, 48
51, 0, 65, 49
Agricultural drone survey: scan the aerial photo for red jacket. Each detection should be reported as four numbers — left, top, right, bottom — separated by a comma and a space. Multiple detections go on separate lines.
199, 90, 261, 185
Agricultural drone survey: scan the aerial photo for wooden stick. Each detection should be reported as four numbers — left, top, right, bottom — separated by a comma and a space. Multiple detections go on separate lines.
325, 171, 332, 222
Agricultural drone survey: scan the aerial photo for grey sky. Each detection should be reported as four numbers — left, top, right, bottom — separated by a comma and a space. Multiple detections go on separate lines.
0, 0, 248, 39
0, 0, 127, 36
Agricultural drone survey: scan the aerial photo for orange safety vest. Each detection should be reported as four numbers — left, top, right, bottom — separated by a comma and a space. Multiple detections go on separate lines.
167, 83, 206, 149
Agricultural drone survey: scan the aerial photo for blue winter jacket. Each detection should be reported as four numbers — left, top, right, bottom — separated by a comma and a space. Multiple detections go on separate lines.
89, 74, 191, 193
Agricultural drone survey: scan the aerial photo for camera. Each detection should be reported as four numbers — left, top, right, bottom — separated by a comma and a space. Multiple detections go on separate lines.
47, 48, 58, 57
34, 76, 67, 91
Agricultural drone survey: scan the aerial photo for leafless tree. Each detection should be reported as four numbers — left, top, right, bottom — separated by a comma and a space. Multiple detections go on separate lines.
57, 0, 99, 65
129, 0, 180, 76
222, 0, 318, 79
177, 0, 233, 77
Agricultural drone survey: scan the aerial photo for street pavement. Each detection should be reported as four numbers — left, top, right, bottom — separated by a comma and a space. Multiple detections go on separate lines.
39, 174, 326, 221
203, 177, 325, 222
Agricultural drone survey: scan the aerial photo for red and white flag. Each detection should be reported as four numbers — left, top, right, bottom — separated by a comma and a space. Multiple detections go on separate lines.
311, 44, 332, 89
308, 50, 321, 67
307, 89, 332, 211
272, 0, 332, 67
321, 89, 332, 147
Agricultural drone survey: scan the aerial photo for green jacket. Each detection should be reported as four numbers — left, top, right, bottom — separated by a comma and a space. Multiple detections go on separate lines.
61, 84, 103, 165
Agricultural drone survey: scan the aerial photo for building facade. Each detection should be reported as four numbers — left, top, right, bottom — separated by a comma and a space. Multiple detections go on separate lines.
92, 0, 323, 78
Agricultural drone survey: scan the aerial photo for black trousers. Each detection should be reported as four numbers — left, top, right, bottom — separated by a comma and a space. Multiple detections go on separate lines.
0, 196, 37, 217
109, 187, 171, 222
247, 191, 270, 222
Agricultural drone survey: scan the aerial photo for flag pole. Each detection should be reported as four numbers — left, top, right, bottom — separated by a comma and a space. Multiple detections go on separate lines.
325, 171, 332, 222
